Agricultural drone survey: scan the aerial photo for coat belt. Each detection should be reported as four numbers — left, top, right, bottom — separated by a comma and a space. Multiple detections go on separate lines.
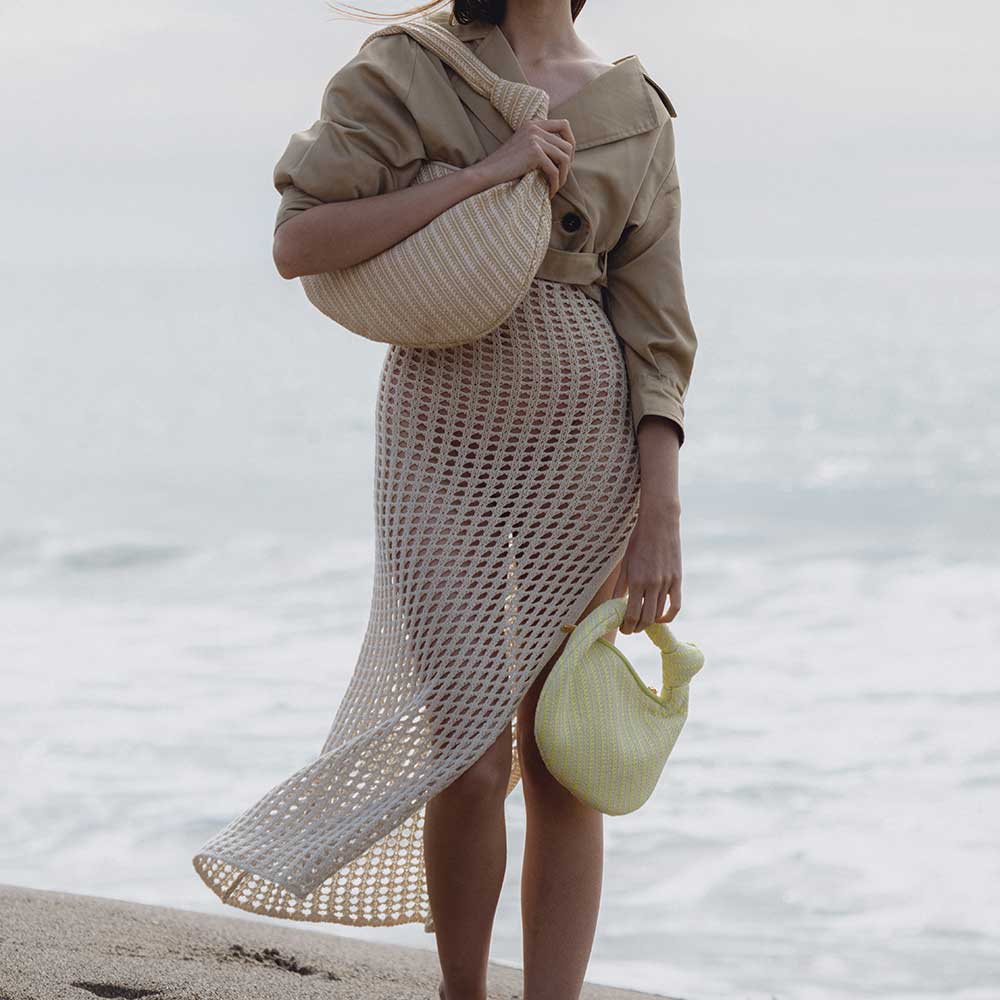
535, 247, 609, 289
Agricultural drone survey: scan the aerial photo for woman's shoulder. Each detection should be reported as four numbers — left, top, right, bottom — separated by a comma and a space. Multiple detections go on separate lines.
605, 59, 681, 227
349, 11, 489, 98
321, 28, 422, 108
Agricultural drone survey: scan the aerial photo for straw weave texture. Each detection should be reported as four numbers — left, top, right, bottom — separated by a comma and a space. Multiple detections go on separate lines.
534, 596, 704, 816
300, 160, 551, 347
192, 278, 641, 931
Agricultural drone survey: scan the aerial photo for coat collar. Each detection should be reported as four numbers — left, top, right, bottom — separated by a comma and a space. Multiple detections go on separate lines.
430, 13, 665, 151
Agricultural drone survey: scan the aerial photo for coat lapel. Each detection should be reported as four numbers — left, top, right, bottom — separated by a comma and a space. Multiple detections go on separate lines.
549, 56, 662, 150
446, 19, 663, 145
437, 18, 663, 219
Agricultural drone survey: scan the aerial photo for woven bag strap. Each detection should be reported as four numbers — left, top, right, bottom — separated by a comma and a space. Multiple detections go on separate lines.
361, 18, 550, 130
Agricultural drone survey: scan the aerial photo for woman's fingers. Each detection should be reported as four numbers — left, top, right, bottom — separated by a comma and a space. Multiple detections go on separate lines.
665, 577, 682, 622
636, 587, 659, 632
624, 579, 681, 632
538, 138, 572, 190
528, 135, 573, 196
653, 584, 670, 624
538, 117, 576, 148
524, 120, 575, 196
543, 139, 573, 189
534, 126, 574, 157
622, 585, 647, 634
530, 142, 562, 198
613, 562, 683, 633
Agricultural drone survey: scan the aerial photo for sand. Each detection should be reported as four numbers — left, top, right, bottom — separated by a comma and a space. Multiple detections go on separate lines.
0, 884, 679, 1000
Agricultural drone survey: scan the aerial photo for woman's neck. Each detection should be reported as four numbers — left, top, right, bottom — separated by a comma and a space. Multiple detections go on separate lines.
499, 0, 583, 67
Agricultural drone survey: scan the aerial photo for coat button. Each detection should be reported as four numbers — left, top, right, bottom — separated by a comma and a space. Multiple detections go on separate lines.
561, 211, 583, 233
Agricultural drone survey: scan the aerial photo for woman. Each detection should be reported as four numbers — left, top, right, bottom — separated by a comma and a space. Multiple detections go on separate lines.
193, 1, 698, 998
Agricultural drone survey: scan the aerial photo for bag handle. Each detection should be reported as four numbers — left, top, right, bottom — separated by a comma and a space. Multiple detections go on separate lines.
362, 18, 550, 131
561, 596, 705, 688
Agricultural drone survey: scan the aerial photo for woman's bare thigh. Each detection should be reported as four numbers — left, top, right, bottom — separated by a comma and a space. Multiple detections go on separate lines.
519, 554, 624, 714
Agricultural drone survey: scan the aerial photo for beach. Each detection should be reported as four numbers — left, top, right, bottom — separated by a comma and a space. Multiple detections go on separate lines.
4, 259, 1000, 999
4, 0, 1000, 995
0, 884, 677, 1000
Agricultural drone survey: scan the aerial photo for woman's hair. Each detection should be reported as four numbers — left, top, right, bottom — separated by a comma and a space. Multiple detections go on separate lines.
326, 1, 588, 25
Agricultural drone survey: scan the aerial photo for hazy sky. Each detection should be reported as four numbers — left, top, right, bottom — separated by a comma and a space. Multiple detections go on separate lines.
2, 0, 996, 269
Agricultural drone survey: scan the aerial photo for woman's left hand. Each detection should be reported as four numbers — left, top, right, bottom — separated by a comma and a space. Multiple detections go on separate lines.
613, 416, 683, 633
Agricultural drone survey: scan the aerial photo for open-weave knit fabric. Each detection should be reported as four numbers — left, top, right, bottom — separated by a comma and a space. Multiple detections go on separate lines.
192, 278, 641, 932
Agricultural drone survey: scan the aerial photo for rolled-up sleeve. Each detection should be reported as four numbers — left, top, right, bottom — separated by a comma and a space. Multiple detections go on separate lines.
272, 33, 427, 233
604, 142, 698, 447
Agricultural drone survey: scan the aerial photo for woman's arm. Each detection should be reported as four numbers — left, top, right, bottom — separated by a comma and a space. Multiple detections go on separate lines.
613, 415, 682, 633
273, 118, 576, 280
603, 119, 697, 634
274, 162, 488, 279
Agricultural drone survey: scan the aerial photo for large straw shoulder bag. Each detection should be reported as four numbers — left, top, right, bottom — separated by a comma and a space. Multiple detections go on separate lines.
300, 18, 553, 349
535, 596, 705, 816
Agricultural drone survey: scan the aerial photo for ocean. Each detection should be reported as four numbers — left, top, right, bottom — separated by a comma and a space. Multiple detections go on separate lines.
3, 257, 998, 1000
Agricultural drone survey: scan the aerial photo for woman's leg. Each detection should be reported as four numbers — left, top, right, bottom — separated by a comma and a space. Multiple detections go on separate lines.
426, 723, 513, 1000
516, 559, 624, 1000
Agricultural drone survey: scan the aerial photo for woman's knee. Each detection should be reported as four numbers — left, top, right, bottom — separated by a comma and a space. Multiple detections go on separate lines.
439, 730, 511, 809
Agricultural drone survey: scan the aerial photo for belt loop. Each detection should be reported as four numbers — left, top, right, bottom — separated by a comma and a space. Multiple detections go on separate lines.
596, 249, 609, 288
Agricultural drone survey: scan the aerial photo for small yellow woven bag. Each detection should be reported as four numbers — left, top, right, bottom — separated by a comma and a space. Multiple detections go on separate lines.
534, 596, 705, 815
299, 17, 552, 349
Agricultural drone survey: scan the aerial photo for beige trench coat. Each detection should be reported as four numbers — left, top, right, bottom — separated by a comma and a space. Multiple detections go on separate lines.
273, 10, 698, 444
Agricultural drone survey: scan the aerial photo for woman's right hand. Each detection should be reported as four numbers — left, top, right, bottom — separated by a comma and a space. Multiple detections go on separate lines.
469, 118, 576, 199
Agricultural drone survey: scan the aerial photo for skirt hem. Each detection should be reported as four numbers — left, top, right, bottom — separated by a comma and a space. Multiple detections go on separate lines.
189, 522, 635, 933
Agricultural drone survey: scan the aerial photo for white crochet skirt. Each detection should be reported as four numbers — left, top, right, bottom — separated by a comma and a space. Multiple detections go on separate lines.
192, 278, 641, 932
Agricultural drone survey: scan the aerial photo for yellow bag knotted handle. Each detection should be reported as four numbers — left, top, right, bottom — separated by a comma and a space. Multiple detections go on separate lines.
561, 596, 704, 690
